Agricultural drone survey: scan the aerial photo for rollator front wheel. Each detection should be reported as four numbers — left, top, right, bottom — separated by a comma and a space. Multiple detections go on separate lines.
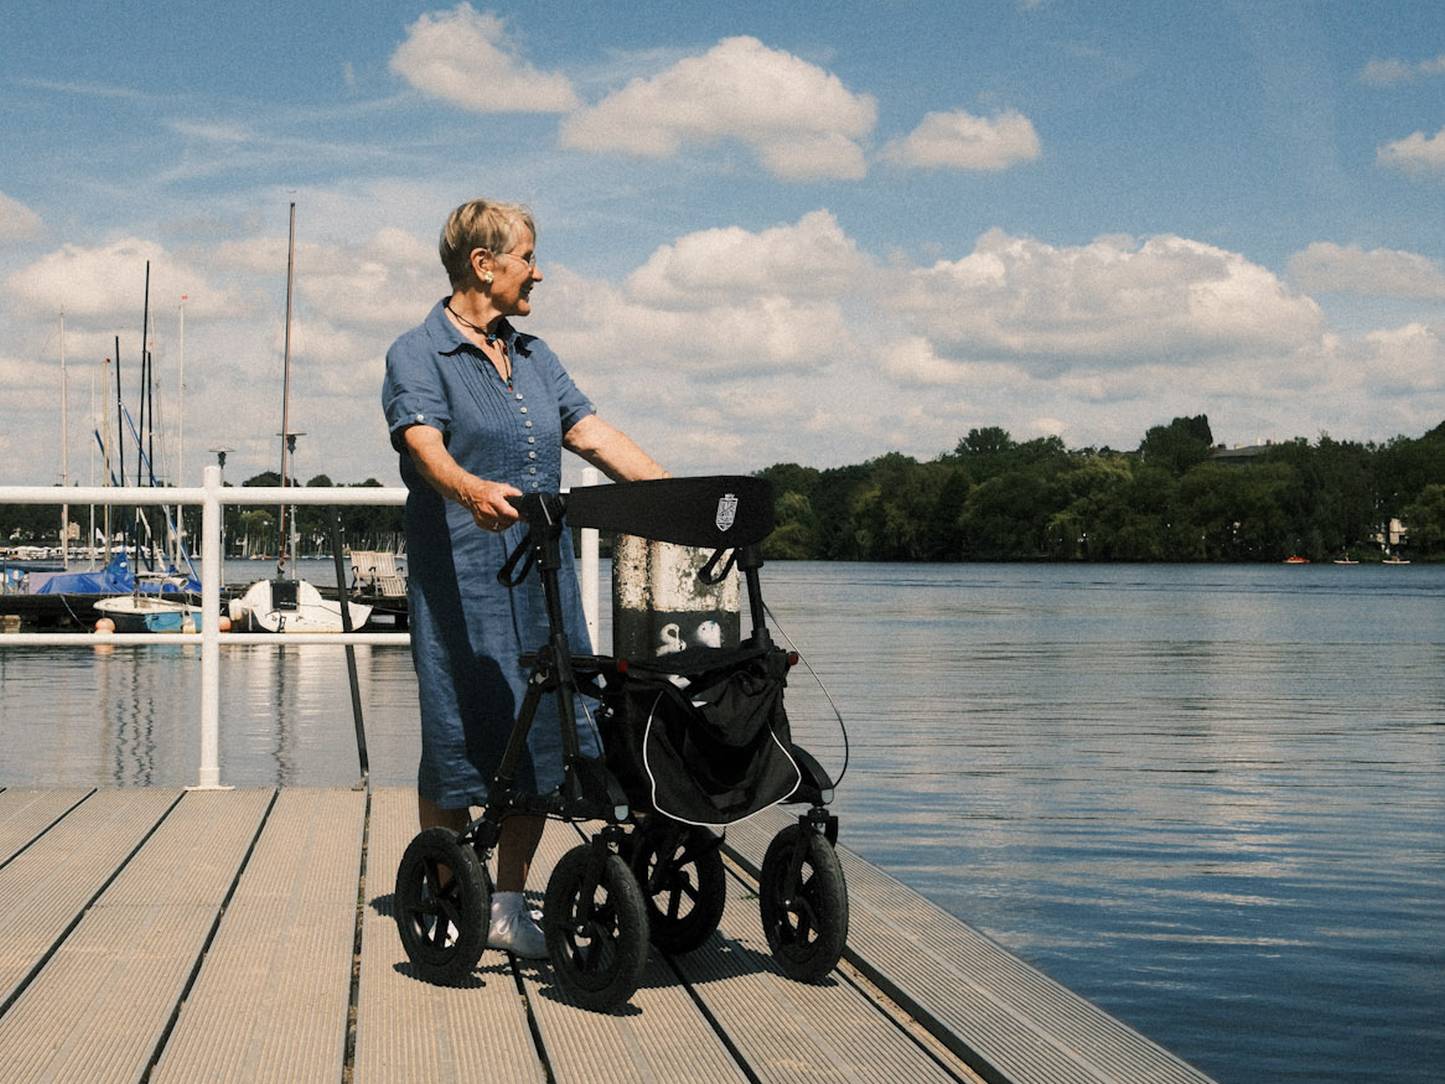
758, 824, 849, 982
544, 843, 649, 1012
394, 827, 490, 985
630, 825, 727, 954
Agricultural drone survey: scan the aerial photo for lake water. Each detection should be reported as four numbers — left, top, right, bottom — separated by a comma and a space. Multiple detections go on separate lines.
2, 560, 1442, 1084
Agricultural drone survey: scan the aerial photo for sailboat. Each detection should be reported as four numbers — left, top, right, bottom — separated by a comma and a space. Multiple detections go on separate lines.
228, 203, 371, 635
94, 589, 198, 633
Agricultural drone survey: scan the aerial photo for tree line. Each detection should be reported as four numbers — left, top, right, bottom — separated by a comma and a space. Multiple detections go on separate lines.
8, 416, 1445, 562
1, 474, 404, 558
757, 416, 1445, 563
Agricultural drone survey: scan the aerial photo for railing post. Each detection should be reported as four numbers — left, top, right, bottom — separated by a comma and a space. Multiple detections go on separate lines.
580, 466, 600, 649
197, 464, 223, 788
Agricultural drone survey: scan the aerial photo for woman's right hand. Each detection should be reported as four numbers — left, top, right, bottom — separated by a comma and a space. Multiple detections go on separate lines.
457, 475, 522, 533
401, 425, 522, 533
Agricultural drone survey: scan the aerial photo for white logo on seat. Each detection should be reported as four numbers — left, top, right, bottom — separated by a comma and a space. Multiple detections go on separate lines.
716, 493, 738, 531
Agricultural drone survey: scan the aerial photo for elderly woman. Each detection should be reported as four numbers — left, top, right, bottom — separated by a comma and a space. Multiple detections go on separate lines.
382, 198, 666, 957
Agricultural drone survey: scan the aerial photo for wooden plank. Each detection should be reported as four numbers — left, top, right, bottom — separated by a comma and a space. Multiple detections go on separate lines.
0, 789, 270, 1084
723, 810, 1217, 1084
352, 788, 546, 1084
516, 822, 752, 1084
670, 833, 960, 1084
0, 788, 93, 866
0, 787, 180, 1011
152, 789, 364, 1083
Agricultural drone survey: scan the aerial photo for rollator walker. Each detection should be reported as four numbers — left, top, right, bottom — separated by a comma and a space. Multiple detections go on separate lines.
394, 476, 847, 1011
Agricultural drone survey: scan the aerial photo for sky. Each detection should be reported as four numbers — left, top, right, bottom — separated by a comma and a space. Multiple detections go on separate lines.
1, 1, 1443, 489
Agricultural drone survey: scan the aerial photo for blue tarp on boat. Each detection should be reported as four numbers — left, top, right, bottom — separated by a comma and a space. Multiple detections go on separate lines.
27, 555, 195, 598
30, 554, 150, 594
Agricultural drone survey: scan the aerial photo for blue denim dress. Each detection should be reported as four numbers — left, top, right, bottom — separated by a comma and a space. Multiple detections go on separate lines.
382, 300, 599, 809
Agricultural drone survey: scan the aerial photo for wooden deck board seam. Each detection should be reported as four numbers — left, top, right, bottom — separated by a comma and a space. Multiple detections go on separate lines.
724, 814, 1216, 1084
564, 820, 764, 1084
0, 788, 185, 1021
0, 789, 97, 875
508, 934, 560, 1084
342, 786, 373, 1084
719, 826, 1012, 1083
139, 788, 282, 1082
714, 845, 982, 1084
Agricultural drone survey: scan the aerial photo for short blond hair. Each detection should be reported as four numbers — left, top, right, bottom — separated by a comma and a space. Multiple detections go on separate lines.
438, 199, 536, 287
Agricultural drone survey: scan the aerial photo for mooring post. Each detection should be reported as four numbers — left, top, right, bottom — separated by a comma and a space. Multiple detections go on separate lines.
197, 463, 223, 788
580, 466, 600, 648
612, 534, 740, 660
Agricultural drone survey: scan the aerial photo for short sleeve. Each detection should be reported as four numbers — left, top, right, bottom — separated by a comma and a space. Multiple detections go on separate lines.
382, 332, 451, 452
529, 337, 595, 433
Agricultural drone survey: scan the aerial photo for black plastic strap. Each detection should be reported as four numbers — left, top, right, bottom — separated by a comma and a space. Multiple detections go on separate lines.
497, 534, 537, 586
697, 547, 737, 585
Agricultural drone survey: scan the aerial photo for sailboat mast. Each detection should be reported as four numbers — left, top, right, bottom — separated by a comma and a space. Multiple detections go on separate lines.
176, 295, 186, 565
114, 336, 124, 500
277, 201, 296, 574
88, 368, 96, 566
138, 261, 149, 488
177, 297, 186, 483
59, 311, 69, 568
102, 356, 113, 562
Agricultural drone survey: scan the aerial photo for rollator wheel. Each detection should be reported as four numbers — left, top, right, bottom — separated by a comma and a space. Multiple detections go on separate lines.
394, 827, 489, 985
758, 825, 849, 982
543, 843, 649, 1012
630, 826, 727, 954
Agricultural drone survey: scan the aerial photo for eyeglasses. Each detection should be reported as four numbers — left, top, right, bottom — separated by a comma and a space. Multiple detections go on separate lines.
495, 250, 537, 269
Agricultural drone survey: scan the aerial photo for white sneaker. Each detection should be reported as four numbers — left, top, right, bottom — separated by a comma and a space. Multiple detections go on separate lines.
488, 893, 547, 959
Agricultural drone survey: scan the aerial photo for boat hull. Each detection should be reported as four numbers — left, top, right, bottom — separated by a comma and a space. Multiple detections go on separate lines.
93, 595, 198, 633
228, 578, 372, 633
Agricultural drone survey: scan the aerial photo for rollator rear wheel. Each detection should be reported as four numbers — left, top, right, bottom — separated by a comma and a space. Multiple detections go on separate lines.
758, 824, 849, 982
630, 826, 727, 954
544, 843, 649, 1011
394, 827, 489, 985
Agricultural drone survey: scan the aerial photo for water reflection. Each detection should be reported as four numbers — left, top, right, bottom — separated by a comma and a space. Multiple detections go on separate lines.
2, 563, 1444, 1084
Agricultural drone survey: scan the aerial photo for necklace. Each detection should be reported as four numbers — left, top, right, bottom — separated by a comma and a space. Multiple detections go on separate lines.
446, 300, 512, 389
445, 299, 500, 343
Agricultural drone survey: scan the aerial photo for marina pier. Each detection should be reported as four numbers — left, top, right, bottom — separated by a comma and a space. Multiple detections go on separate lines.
0, 786, 1216, 1083
1, 474, 1218, 1081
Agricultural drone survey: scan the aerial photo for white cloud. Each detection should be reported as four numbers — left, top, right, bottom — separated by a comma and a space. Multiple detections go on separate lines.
0, 191, 43, 241
297, 228, 440, 332
1358, 323, 1445, 395
533, 212, 869, 379
881, 109, 1041, 172
4, 239, 238, 321
0, 353, 53, 392
389, 4, 579, 113
1288, 242, 1445, 300
1360, 53, 1445, 85
1377, 127, 1445, 175
537, 266, 852, 382
878, 335, 967, 386
559, 36, 876, 181
624, 210, 867, 308
891, 229, 1324, 371
209, 226, 439, 334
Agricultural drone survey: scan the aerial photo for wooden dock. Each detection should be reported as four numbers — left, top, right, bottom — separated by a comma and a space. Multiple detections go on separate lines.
0, 787, 1217, 1083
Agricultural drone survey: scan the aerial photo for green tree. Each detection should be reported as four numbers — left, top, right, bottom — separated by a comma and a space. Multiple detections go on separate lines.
1402, 483, 1445, 555
1139, 415, 1214, 475
764, 490, 817, 559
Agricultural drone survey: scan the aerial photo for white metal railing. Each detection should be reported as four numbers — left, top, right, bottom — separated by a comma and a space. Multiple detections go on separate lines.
0, 465, 602, 787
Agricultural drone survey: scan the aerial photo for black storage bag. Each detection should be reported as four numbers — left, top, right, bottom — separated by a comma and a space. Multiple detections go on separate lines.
601, 646, 801, 825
